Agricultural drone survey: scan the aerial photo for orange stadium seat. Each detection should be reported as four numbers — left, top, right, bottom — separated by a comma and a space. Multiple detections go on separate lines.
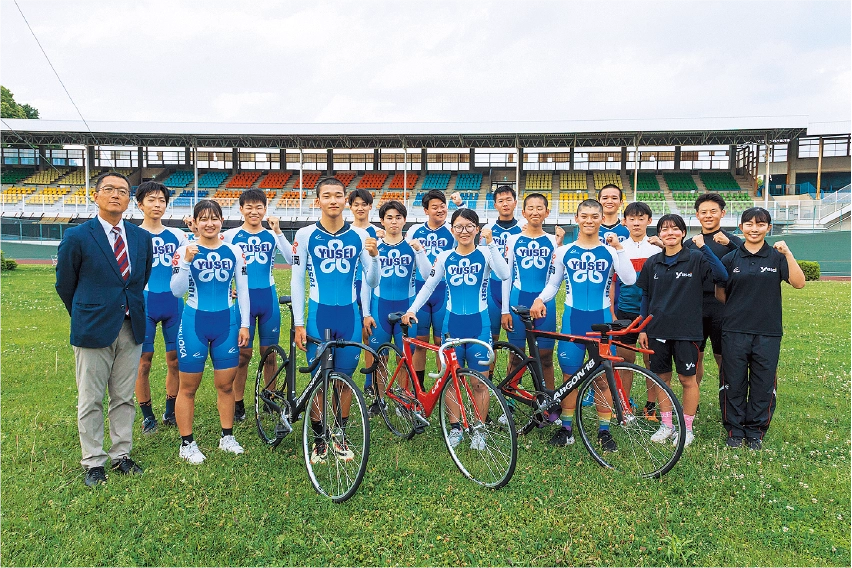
335, 172, 356, 187
388, 172, 417, 189
226, 171, 261, 189
293, 172, 321, 189
259, 171, 292, 189
356, 172, 388, 190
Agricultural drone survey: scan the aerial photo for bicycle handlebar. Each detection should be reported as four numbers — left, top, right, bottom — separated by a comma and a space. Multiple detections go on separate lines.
297, 336, 381, 376
428, 338, 495, 379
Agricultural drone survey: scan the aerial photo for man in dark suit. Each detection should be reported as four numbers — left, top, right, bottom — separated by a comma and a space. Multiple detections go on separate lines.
56, 171, 153, 487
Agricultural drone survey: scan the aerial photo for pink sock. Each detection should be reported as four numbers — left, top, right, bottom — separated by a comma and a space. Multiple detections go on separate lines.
684, 414, 694, 431
661, 411, 673, 428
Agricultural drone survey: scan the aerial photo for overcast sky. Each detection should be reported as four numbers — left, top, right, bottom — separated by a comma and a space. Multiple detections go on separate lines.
1, 0, 849, 126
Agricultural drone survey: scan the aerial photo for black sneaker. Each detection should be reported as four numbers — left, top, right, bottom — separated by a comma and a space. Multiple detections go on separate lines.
162, 413, 177, 427
598, 430, 617, 452
84, 466, 107, 487
111, 456, 143, 475
368, 400, 384, 418
141, 416, 157, 434
548, 428, 575, 446
746, 437, 762, 451
726, 436, 744, 448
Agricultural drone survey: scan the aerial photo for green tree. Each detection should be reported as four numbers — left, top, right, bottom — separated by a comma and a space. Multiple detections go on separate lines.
1, 86, 39, 119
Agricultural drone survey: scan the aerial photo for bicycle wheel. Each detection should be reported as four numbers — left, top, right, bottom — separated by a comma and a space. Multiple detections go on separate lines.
301, 371, 370, 503
373, 343, 416, 440
439, 369, 517, 489
575, 362, 686, 478
491, 341, 547, 436
254, 345, 289, 447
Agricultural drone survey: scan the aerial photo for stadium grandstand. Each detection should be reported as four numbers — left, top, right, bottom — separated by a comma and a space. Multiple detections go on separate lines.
1, 117, 849, 246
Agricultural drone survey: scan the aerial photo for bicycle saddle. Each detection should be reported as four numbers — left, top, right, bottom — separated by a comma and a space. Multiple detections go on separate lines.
387, 312, 404, 325
511, 305, 531, 317
278, 295, 291, 305
590, 320, 633, 333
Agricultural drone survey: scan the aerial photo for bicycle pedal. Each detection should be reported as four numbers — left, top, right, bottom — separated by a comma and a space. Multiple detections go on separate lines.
412, 412, 430, 430
274, 417, 293, 438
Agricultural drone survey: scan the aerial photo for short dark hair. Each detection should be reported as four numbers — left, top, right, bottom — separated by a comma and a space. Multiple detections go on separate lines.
315, 176, 345, 196
597, 184, 624, 201
95, 171, 130, 191
239, 188, 267, 207
624, 202, 652, 218
421, 190, 447, 209
450, 207, 479, 227
135, 181, 169, 205
694, 192, 726, 212
523, 192, 549, 209
193, 199, 223, 220
656, 213, 686, 235
379, 200, 407, 219
576, 199, 604, 215
740, 207, 772, 225
493, 185, 517, 201
348, 188, 374, 206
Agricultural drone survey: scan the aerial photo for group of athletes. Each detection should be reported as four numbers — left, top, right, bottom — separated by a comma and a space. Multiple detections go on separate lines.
134, 173, 805, 465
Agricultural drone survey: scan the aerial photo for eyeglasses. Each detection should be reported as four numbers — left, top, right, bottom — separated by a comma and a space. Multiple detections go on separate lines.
452, 224, 478, 234
99, 186, 129, 197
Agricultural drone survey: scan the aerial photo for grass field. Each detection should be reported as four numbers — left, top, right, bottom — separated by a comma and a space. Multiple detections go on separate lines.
1, 265, 849, 566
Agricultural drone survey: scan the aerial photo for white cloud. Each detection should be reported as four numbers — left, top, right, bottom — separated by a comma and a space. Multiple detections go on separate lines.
1, 0, 849, 125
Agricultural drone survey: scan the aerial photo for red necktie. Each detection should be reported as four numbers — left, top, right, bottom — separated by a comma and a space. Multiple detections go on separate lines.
112, 226, 129, 281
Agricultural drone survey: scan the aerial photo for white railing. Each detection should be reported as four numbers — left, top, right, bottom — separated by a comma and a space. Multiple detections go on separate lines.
2, 195, 849, 231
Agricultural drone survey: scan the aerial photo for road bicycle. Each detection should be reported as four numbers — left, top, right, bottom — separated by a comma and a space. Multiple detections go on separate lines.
492, 306, 686, 478
369, 313, 517, 489
253, 296, 376, 503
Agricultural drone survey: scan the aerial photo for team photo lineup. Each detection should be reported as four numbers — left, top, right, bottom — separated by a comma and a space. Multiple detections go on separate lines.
56, 169, 806, 491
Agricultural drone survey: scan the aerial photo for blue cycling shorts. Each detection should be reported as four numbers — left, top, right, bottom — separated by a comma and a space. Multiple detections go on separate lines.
556, 307, 611, 375
443, 312, 492, 373
177, 306, 240, 373
307, 301, 361, 378
235, 286, 281, 347
506, 290, 556, 351
367, 296, 410, 349
487, 278, 504, 338
414, 280, 447, 338
143, 290, 184, 353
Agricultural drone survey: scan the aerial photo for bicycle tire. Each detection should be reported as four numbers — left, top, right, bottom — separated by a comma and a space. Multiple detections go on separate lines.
491, 341, 548, 436
254, 344, 289, 447
373, 343, 417, 440
575, 362, 686, 478
439, 369, 517, 489
302, 371, 370, 503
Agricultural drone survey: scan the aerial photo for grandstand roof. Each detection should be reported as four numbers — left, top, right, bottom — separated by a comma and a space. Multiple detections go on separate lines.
0, 116, 821, 149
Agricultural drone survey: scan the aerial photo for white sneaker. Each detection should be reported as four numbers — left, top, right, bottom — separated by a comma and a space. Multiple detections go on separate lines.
673, 429, 695, 448
497, 414, 510, 427
447, 428, 464, 448
651, 424, 675, 443
218, 435, 244, 455
179, 441, 206, 464
470, 431, 486, 451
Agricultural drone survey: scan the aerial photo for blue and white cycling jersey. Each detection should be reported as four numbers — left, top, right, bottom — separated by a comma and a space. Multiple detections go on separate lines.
409, 243, 509, 371
145, 227, 189, 293
598, 222, 631, 245
353, 224, 378, 283
361, 240, 431, 307
485, 219, 524, 335
222, 227, 292, 289
171, 243, 250, 318
290, 222, 379, 375
170, 242, 250, 372
501, 233, 557, 349
405, 222, 455, 283
538, 241, 635, 373
539, 241, 635, 311
361, 239, 431, 348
